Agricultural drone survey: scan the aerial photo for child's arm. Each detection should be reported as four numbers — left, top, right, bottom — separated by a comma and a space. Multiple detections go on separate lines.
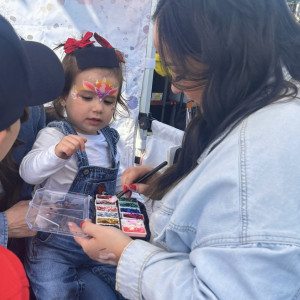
19, 128, 86, 185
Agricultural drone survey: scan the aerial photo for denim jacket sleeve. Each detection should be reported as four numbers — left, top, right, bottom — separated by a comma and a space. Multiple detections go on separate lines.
14, 105, 46, 165
117, 240, 300, 300
116, 98, 300, 300
0, 212, 8, 247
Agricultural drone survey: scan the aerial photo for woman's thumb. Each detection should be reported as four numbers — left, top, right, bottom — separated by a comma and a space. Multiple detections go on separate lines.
80, 221, 99, 237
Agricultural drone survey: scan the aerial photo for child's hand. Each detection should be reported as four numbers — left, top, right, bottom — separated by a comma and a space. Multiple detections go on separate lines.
55, 135, 87, 159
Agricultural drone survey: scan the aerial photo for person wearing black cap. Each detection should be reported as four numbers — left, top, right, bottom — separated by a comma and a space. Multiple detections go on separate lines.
19, 32, 128, 299
0, 15, 64, 300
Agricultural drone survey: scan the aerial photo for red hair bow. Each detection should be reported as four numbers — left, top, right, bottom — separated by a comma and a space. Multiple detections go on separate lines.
94, 32, 125, 63
64, 31, 95, 54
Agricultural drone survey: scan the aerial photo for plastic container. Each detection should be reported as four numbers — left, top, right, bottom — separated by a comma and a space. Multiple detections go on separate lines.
26, 188, 90, 237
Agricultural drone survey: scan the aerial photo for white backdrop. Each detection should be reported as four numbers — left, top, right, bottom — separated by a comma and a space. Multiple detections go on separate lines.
0, 0, 153, 170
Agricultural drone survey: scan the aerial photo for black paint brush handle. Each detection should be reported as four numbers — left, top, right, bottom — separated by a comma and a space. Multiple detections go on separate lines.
116, 161, 168, 198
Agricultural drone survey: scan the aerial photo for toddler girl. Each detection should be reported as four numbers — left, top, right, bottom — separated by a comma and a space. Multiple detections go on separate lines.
20, 32, 128, 300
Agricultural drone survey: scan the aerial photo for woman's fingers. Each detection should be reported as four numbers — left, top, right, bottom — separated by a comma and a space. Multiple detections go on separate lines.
121, 165, 152, 186
70, 221, 132, 263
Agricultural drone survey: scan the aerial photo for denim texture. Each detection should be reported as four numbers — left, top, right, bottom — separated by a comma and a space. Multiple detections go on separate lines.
25, 120, 125, 300
0, 212, 8, 247
15, 105, 46, 200
116, 98, 300, 300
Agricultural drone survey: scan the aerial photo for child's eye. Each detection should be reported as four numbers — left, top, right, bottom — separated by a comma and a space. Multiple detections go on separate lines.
79, 94, 93, 101
103, 100, 115, 105
102, 97, 116, 106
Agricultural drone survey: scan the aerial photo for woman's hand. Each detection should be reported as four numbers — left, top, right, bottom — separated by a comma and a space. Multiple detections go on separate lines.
55, 134, 87, 159
5, 200, 37, 238
69, 221, 132, 266
121, 165, 155, 196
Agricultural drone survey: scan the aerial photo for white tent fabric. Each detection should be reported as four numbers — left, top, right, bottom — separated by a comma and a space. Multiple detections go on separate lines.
0, 0, 153, 170
139, 120, 184, 215
141, 120, 184, 168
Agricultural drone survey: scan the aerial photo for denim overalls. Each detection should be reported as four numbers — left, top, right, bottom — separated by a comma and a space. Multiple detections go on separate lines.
25, 120, 125, 300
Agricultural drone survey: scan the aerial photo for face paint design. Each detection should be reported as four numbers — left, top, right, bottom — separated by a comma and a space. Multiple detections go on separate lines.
74, 79, 118, 102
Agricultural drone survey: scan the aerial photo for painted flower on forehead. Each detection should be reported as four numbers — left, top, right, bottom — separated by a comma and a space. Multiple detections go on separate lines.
80, 80, 118, 102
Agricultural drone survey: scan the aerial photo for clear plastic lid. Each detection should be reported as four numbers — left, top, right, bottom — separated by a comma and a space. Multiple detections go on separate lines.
26, 188, 90, 237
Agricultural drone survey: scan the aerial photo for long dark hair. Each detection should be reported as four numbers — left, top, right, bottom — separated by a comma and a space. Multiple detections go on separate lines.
149, 0, 300, 200
46, 43, 129, 122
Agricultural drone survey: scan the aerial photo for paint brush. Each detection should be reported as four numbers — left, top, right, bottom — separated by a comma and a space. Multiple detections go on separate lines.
116, 161, 168, 198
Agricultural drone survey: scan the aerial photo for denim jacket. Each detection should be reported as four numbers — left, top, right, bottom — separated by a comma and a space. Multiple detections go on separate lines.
117, 97, 300, 299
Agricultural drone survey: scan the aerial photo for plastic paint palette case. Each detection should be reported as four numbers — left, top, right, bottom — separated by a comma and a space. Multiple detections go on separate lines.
95, 194, 147, 237
26, 188, 90, 237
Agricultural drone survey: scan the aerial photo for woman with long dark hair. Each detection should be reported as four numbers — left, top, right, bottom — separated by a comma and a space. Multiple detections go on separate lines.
72, 1, 300, 298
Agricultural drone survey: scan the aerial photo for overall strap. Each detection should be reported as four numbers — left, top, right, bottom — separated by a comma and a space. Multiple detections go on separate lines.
48, 120, 89, 167
100, 126, 119, 168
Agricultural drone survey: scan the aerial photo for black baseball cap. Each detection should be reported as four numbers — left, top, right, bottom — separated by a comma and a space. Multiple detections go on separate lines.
0, 15, 65, 131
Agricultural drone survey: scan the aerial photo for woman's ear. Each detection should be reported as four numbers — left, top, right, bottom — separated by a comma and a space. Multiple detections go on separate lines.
0, 119, 20, 161
60, 97, 66, 107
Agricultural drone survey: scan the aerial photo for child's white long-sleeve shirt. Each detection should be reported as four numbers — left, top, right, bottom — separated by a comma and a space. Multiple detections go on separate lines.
19, 127, 122, 194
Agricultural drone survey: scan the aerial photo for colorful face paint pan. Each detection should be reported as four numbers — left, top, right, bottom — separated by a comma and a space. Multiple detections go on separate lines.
94, 194, 147, 238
